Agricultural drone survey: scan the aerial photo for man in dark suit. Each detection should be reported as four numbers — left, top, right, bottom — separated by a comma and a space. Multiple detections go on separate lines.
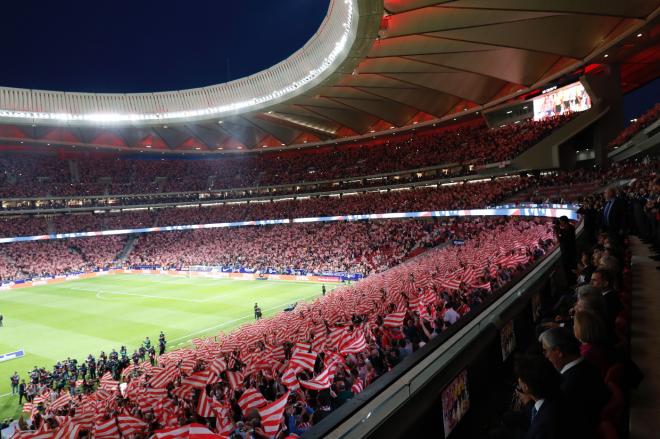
513, 354, 574, 439
590, 269, 621, 331
602, 188, 627, 242
539, 328, 609, 435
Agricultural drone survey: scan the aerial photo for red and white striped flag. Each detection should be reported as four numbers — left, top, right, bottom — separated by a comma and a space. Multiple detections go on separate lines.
13, 430, 55, 439
237, 388, 267, 413
383, 311, 406, 328
351, 378, 364, 394
258, 392, 290, 436
225, 371, 244, 390
153, 423, 227, 439
181, 370, 211, 389
197, 391, 214, 418
99, 373, 119, 391
289, 350, 317, 372
53, 421, 80, 439
150, 366, 180, 388
94, 418, 119, 439
117, 414, 148, 437
50, 394, 72, 411
300, 362, 338, 391
281, 368, 300, 391
171, 384, 194, 401
339, 330, 368, 355
208, 357, 227, 376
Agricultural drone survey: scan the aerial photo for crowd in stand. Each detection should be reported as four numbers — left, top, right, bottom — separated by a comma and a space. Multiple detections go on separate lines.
127, 220, 452, 275
0, 178, 529, 239
0, 115, 573, 199
608, 103, 660, 149
7, 217, 556, 439
486, 173, 660, 439
511, 159, 658, 204
0, 237, 124, 282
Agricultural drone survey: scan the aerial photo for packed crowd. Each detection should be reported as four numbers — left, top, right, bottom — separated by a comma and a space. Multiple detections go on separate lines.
608, 103, 660, 149
0, 114, 573, 198
486, 173, 660, 438
509, 159, 658, 204
0, 178, 529, 238
8, 217, 556, 439
127, 220, 452, 275
0, 237, 124, 282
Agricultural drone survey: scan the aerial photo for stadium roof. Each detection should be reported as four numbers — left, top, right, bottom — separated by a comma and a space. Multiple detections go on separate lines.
0, 0, 657, 153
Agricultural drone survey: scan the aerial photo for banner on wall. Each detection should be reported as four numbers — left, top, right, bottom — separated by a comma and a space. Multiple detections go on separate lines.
0, 205, 579, 244
0, 349, 25, 363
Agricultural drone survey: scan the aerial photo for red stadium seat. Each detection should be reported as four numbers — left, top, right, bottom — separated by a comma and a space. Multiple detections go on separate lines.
600, 382, 625, 429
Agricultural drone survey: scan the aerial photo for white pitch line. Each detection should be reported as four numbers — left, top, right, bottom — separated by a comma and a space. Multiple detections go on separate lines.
168, 292, 320, 344
67, 286, 206, 303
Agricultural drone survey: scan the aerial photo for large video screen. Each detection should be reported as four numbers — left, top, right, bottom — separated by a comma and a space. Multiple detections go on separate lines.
442, 369, 470, 437
533, 82, 591, 121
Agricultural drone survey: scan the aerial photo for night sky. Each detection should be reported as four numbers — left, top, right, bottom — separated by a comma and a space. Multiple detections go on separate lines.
0, 0, 329, 93
0, 0, 653, 119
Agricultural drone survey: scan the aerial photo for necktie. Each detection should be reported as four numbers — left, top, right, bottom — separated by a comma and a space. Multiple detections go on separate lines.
531, 406, 539, 423
603, 200, 612, 226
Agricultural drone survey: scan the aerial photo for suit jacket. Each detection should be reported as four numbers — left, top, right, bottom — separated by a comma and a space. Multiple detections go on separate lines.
560, 360, 610, 431
524, 397, 573, 439
602, 198, 627, 234
602, 289, 622, 328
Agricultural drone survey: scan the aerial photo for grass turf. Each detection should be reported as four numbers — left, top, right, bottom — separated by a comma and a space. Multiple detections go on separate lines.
0, 274, 325, 421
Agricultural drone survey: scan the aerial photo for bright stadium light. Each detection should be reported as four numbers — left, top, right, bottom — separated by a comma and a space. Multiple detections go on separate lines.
0, 0, 355, 125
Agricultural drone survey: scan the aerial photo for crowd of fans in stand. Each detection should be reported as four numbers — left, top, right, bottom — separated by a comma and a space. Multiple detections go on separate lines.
608, 103, 660, 149
0, 114, 573, 198
0, 178, 529, 239
0, 237, 123, 282
511, 159, 658, 204
6, 217, 556, 439
486, 172, 660, 439
127, 220, 452, 275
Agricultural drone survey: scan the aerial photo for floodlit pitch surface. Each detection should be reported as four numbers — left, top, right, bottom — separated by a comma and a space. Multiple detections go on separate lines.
0, 274, 325, 419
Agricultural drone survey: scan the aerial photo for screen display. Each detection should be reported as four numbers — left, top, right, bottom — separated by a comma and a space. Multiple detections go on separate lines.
500, 320, 516, 361
533, 82, 591, 121
442, 369, 470, 437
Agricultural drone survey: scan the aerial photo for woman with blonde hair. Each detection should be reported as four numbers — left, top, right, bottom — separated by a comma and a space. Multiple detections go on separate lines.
573, 309, 613, 377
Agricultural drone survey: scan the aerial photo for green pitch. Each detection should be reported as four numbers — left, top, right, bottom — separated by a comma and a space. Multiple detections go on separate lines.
0, 274, 326, 421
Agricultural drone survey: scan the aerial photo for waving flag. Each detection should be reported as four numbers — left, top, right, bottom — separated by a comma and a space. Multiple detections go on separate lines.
289, 350, 317, 372
281, 368, 300, 390
117, 414, 148, 437
225, 371, 244, 390
197, 392, 214, 418
383, 311, 406, 328
300, 362, 338, 391
237, 388, 267, 413
258, 392, 290, 436
94, 418, 119, 439
339, 331, 368, 355
153, 423, 228, 439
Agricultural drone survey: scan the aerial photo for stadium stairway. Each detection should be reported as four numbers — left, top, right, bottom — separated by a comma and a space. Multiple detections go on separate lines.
117, 234, 139, 262
629, 237, 660, 438
68, 160, 79, 183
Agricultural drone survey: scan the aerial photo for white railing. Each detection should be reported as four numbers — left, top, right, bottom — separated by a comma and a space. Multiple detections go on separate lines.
0, 0, 356, 125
